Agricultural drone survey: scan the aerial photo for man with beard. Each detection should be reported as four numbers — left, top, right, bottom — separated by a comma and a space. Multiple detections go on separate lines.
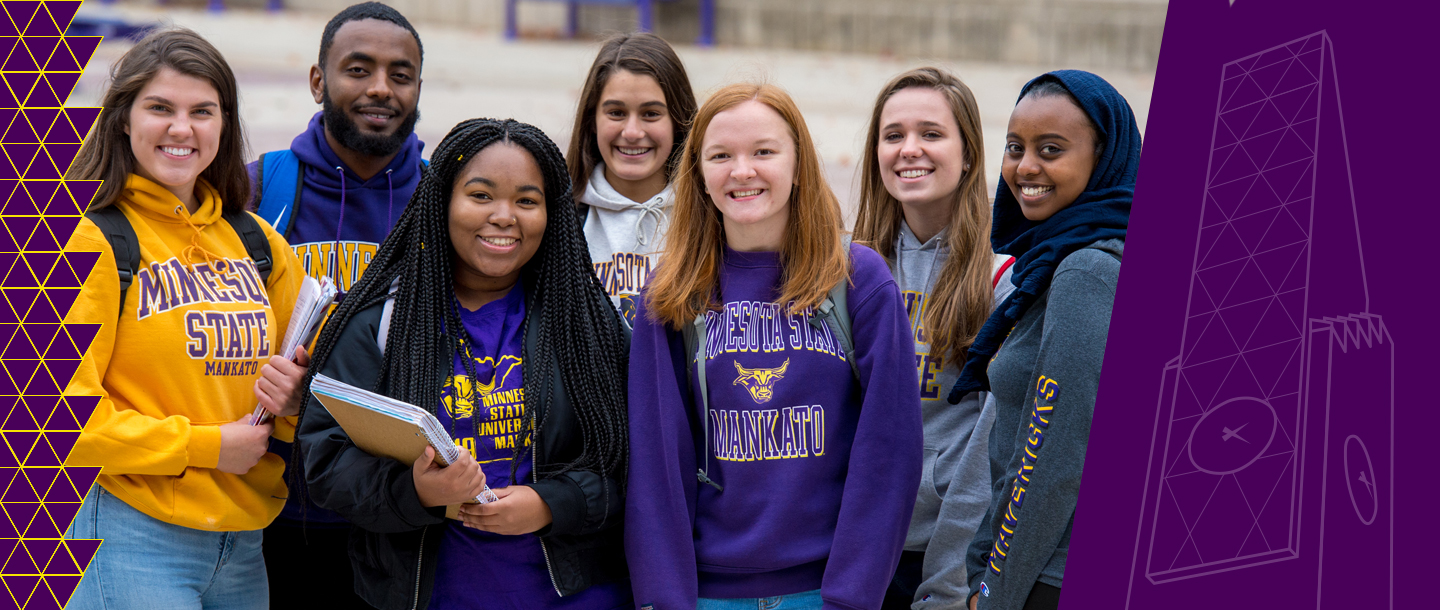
250, 1, 424, 296
248, 4, 424, 608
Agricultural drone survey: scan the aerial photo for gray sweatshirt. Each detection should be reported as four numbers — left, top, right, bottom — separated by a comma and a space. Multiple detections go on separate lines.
966, 239, 1123, 610
580, 164, 673, 316
890, 222, 1015, 610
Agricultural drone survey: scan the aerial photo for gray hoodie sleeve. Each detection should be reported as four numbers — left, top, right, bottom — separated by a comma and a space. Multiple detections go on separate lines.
969, 245, 1120, 610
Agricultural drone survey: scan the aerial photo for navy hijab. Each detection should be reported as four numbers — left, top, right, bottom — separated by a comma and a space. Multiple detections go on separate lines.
948, 70, 1141, 402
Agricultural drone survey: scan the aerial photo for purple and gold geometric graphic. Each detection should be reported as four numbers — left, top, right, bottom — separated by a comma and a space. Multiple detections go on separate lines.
1127, 31, 1393, 609
0, 2, 104, 608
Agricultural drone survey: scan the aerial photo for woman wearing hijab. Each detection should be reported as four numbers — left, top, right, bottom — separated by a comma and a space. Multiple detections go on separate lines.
950, 70, 1140, 610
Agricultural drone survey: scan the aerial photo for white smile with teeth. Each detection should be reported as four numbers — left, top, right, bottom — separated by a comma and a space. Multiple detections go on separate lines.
731, 189, 763, 198
361, 112, 389, 121
618, 147, 649, 155
1021, 185, 1054, 197
482, 237, 517, 247
162, 146, 194, 157
899, 169, 931, 178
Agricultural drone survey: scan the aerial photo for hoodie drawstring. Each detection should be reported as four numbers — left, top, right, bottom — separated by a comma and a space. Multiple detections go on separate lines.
333, 166, 346, 289
386, 168, 395, 228
176, 204, 221, 266
634, 196, 667, 247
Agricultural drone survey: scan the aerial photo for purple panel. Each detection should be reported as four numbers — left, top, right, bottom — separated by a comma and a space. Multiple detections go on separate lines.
44, 431, 76, 463
24, 74, 59, 108
21, 37, 59, 70
46, 142, 78, 174
46, 575, 82, 607
22, 5, 59, 37
26, 218, 61, 250
62, 540, 98, 571
61, 107, 98, 141
42, 288, 77, 321
43, 72, 79, 105
23, 108, 58, 142
5, 288, 39, 322
41, 357, 76, 389
60, 37, 98, 71
61, 397, 96, 429
2, 109, 34, 144
62, 180, 98, 214
1, 575, 42, 608
1, 38, 37, 72
59, 323, 94, 356
46, 2, 83, 34
24, 432, 60, 465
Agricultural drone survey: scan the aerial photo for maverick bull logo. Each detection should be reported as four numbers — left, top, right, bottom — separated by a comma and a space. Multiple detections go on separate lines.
733, 358, 789, 404
442, 356, 523, 419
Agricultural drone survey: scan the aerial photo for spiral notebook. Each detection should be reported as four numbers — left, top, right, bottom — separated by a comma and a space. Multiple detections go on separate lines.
309, 372, 501, 518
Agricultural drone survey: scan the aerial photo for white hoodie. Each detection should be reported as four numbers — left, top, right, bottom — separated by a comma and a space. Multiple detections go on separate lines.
580, 164, 674, 321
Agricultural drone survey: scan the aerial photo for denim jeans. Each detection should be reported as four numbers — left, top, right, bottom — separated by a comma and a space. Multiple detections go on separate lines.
63, 484, 267, 610
697, 589, 824, 610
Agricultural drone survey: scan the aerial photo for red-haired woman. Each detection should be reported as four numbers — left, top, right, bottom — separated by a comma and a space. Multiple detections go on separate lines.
625, 83, 922, 610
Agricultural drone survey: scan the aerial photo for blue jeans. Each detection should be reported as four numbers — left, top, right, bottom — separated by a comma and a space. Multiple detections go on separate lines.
63, 484, 268, 610
697, 589, 824, 610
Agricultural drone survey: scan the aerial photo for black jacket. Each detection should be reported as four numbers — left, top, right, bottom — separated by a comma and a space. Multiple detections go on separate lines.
296, 288, 629, 610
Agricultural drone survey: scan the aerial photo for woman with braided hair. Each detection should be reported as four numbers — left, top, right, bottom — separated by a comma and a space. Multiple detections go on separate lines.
294, 118, 632, 610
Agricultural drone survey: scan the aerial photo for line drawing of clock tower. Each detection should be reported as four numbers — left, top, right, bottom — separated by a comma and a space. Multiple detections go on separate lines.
1125, 31, 1393, 610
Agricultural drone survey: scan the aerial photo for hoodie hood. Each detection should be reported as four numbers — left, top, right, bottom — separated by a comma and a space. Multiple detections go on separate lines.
290, 112, 425, 189
123, 173, 223, 227
277, 112, 426, 294
580, 163, 674, 249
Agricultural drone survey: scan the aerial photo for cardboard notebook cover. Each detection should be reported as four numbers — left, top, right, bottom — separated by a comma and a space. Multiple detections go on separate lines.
312, 391, 467, 520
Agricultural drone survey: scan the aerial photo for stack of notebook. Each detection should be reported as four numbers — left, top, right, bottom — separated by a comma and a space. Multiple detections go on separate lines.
309, 372, 501, 516
251, 274, 339, 425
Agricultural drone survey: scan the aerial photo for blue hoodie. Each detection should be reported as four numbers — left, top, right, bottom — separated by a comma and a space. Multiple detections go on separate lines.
625, 243, 923, 610
247, 112, 426, 294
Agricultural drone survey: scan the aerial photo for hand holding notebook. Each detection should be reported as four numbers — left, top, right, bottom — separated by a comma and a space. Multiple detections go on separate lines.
252, 275, 339, 425
412, 445, 490, 509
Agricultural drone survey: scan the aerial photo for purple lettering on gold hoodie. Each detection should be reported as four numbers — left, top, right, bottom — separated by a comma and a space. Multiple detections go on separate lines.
626, 243, 923, 610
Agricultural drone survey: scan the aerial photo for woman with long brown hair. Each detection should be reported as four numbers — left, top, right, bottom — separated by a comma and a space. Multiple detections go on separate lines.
852, 67, 1015, 609
62, 28, 308, 609
567, 32, 696, 325
625, 83, 922, 610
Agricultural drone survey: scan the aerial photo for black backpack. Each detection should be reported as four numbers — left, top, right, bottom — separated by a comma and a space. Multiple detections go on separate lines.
84, 205, 274, 316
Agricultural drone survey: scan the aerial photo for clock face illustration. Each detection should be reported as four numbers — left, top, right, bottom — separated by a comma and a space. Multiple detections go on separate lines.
1187, 396, 1278, 475
1343, 435, 1378, 525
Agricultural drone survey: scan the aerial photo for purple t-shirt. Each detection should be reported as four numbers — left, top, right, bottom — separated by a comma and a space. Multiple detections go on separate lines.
429, 285, 630, 610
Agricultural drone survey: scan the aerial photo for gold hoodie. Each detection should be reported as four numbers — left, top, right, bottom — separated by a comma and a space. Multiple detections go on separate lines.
64, 174, 303, 531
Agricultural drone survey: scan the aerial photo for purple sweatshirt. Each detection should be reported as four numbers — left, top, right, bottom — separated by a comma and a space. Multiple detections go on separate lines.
626, 243, 923, 610
247, 112, 426, 293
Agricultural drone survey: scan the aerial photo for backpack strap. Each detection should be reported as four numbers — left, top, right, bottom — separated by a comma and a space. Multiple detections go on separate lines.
377, 278, 400, 355
255, 150, 303, 238
223, 209, 274, 284
686, 311, 723, 491
808, 235, 858, 380
992, 255, 1016, 289
84, 206, 140, 317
